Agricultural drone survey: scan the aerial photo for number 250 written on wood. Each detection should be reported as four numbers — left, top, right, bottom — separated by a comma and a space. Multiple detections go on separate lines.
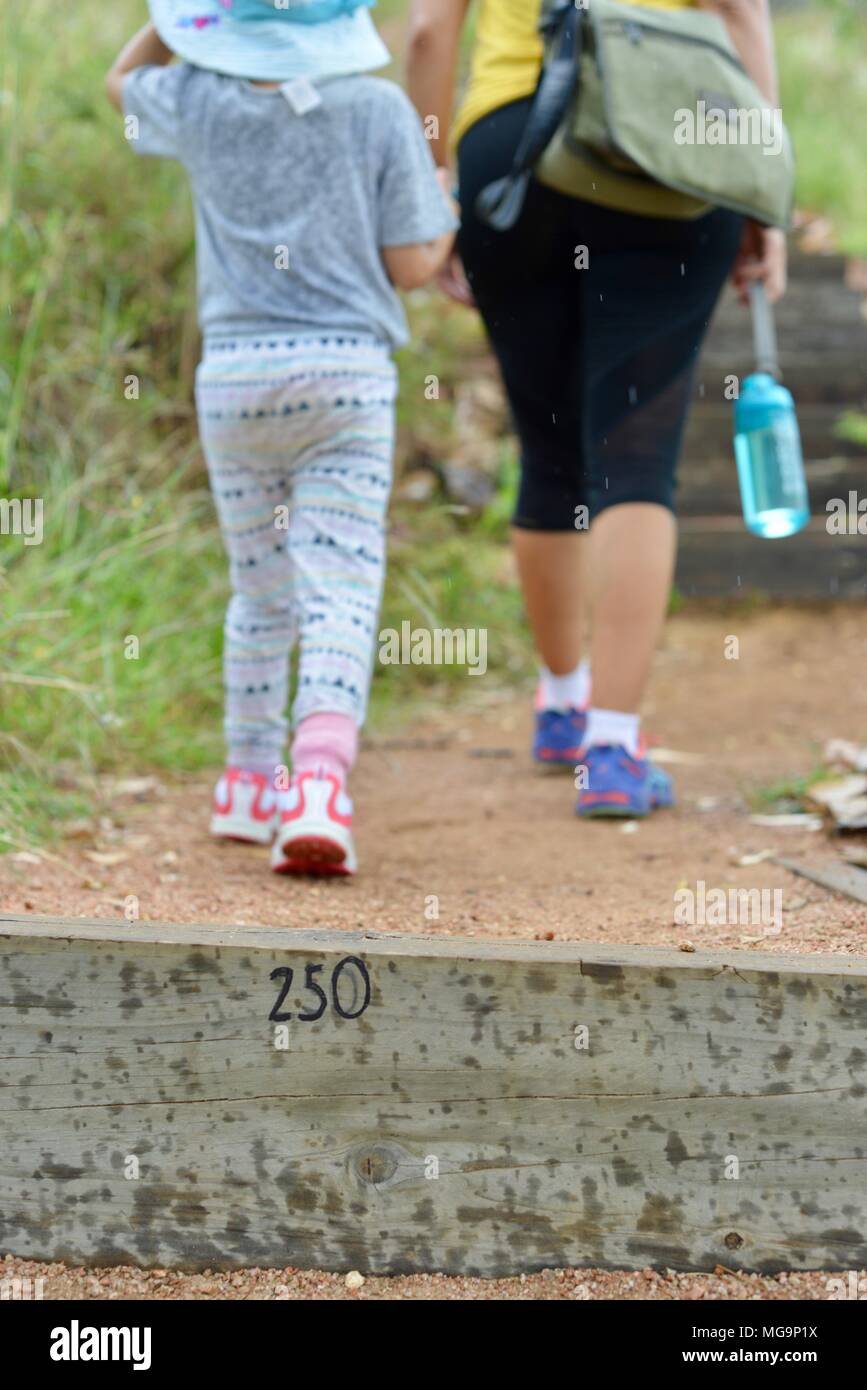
268, 956, 371, 1023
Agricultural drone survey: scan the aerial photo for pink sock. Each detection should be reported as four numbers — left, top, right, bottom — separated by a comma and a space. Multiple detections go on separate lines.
291, 713, 358, 786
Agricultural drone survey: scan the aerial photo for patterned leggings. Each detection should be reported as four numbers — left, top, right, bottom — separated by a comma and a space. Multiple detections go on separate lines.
195, 333, 396, 773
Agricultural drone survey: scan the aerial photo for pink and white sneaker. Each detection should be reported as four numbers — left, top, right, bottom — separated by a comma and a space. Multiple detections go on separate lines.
211, 768, 279, 845
271, 772, 357, 876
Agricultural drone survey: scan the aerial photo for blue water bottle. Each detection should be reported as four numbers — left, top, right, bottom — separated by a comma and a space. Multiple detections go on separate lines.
733, 283, 810, 539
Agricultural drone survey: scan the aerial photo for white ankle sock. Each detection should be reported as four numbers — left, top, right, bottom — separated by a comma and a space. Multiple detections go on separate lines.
584, 707, 641, 757
539, 659, 591, 711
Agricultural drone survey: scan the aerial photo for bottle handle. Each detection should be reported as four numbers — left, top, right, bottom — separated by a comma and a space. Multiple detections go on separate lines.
749, 281, 781, 380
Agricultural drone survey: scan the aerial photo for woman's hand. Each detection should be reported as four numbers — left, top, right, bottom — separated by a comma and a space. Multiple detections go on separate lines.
731, 221, 787, 305
430, 169, 473, 304
435, 249, 476, 307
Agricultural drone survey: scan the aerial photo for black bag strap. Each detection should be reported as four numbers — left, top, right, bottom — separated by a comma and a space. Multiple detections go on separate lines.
475, 0, 582, 231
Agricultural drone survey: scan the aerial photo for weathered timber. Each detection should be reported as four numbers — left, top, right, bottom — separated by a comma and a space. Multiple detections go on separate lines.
677, 451, 867, 518
677, 251, 867, 554
683, 404, 867, 470
692, 253, 867, 407
675, 518, 867, 598
1, 914, 865, 1275
775, 858, 867, 907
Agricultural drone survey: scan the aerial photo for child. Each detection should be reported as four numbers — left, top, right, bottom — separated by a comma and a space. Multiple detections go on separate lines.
106, 0, 457, 875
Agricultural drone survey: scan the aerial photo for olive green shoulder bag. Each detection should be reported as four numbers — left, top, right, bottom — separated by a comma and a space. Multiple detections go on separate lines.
477, 0, 794, 230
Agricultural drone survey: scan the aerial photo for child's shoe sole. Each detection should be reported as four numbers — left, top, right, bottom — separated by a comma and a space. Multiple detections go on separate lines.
272, 772, 357, 875
271, 826, 356, 876
210, 814, 276, 845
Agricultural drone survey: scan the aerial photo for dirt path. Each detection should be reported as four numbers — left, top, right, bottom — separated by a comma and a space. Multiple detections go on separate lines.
2, 605, 866, 1300
5, 606, 866, 951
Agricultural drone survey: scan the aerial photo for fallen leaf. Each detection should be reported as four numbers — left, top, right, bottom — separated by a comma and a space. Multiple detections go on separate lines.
807, 775, 867, 829
62, 819, 95, 841
728, 848, 775, 867
749, 813, 823, 831
797, 215, 837, 256
84, 851, 129, 867
396, 470, 438, 503
823, 739, 867, 772
651, 748, 705, 765
113, 776, 161, 798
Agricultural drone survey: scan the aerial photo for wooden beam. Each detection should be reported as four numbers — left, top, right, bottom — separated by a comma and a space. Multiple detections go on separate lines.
675, 519, 867, 599
775, 857, 867, 906
1, 914, 865, 1275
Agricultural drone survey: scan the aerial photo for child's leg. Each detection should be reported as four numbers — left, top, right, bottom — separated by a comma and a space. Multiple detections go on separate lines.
196, 350, 297, 781
291, 711, 358, 785
286, 341, 397, 781
223, 588, 295, 777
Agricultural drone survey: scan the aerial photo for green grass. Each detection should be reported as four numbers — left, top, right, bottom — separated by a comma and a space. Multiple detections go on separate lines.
1, 0, 864, 849
0, 0, 529, 850
776, 0, 867, 255
747, 766, 827, 813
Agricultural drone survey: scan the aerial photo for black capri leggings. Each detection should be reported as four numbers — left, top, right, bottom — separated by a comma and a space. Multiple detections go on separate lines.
457, 99, 744, 529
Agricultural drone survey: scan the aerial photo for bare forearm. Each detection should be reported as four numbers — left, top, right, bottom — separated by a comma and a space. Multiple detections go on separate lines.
106, 22, 173, 110
697, 0, 777, 103
405, 0, 469, 166
383, 229, 456, 289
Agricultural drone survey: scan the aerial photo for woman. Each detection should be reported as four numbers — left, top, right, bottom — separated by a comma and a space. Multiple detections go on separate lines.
406, 0, 786, 817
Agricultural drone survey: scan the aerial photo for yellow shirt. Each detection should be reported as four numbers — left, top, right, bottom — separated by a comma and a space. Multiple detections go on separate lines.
452, 0, 696, 148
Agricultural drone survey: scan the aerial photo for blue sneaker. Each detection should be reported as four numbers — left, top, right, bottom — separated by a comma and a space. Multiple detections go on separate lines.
533, 705, 587, 766
575, 743, 674, 818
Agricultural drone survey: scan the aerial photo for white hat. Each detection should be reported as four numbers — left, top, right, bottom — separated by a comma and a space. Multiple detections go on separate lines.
149, 0, 391, 82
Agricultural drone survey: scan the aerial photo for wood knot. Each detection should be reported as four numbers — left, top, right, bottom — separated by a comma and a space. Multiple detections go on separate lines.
353, 1146, 399, 1186
724, 1231, 745, 1250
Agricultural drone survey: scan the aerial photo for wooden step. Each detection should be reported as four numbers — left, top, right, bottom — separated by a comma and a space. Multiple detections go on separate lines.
690, 252, 867, 424
682, 402, 867, 461
675, 517, 867, 598
3, 913, 866, 1276
677, 453, 867, 517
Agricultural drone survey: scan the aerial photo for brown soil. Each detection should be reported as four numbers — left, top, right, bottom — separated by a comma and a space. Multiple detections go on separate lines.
3, 605, 866, 1300
2, 1254, 856, 1302
5, 606, 865, 951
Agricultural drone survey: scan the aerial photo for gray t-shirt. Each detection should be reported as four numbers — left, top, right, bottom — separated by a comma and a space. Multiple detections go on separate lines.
122, 65, 457, 348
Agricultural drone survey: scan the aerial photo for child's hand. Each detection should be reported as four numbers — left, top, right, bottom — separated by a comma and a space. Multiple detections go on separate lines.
434, 165, 460, 220
106, 21, 174, 111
